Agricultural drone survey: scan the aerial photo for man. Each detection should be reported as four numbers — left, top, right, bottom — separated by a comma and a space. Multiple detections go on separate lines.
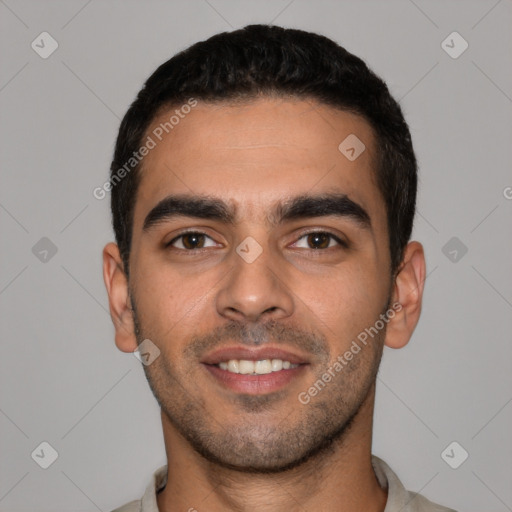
103, 24, 455, 512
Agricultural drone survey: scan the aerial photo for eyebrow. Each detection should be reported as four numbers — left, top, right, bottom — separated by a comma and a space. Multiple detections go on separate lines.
142, 193, 371, 231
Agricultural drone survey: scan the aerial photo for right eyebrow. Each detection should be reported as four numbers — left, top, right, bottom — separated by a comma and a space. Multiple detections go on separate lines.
143, 195, 235, 232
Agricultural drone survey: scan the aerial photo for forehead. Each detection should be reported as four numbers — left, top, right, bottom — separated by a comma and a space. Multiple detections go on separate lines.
134, 98, 384, 227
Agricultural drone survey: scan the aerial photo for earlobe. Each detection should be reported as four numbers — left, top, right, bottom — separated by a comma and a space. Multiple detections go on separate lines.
102, 243, 138, 353
384, 241, 426, 349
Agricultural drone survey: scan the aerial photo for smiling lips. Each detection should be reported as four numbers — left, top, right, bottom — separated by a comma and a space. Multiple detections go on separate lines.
201, 346, 309, 394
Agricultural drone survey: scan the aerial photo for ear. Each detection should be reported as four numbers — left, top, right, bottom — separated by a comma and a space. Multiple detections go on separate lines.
384, 241, 426, 349
102, 242, 138, 353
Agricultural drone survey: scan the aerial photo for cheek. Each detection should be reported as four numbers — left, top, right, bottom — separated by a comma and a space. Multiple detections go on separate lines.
132, 255, 221, 343
131, 263, 187, 328
296, 261, 387, 342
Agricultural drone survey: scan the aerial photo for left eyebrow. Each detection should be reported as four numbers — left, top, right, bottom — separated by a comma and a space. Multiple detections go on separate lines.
275, 193, 372, 230
142, 192, 371, 232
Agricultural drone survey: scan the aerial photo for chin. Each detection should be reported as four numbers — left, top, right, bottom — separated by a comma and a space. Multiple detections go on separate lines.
176, 414, 355, 475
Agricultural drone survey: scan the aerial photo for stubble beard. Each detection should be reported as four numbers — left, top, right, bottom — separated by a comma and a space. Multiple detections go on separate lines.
131, 296, 386, 474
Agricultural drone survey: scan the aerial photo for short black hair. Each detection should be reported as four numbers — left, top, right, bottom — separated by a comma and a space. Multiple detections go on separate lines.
110, 24, 417, 276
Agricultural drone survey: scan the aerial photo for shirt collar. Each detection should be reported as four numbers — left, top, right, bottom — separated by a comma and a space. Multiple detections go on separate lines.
140, 464, 167, 512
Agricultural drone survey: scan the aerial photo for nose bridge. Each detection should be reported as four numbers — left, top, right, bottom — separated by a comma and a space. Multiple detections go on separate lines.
216, 236, 294, 322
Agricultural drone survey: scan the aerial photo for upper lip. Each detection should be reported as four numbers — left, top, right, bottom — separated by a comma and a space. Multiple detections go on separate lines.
201, 346, 310, 365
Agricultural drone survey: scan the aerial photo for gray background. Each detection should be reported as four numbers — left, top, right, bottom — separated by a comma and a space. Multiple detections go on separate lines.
1, 0, 511, 511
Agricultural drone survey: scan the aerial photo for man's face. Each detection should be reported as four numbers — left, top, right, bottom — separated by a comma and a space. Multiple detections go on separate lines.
127, 98, 392, 471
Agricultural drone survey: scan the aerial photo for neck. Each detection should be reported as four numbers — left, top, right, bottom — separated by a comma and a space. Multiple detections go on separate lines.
157, 384, 386, 512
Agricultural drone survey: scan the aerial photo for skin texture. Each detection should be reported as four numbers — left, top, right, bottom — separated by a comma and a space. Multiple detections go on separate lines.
103, 98, 426, 512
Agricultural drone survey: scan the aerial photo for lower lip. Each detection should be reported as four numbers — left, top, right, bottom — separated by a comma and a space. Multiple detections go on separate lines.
203, 364, 307, 394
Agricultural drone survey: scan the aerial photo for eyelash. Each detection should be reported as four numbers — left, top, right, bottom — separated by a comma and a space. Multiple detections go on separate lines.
165, 230, 348, 252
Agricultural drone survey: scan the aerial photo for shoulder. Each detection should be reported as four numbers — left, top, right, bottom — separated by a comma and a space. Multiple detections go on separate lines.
109, 464, 167, 512
403, 491, 457, 512
372, 456, 457, 512
110, 499, 140, 512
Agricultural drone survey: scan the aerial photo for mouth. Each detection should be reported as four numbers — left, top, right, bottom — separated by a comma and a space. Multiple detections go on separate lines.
201, 347, 309, 395
217, 358, 299, 374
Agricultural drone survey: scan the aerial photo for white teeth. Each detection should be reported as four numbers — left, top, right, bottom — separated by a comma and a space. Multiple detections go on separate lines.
254, 360, 272, 374
238, 360, 255, 374
271, 359, 283, 371
217, 359, 298, 374
227, 360, 240, 373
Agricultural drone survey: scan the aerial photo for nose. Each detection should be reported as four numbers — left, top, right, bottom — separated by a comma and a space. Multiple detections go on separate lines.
215, 242, 294, 323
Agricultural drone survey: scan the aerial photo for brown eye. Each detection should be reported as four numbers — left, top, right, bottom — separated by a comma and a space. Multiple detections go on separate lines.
168, 232, 216, 250
181, 233, 205, 249
306, 232, 331, 249
292, 231, 346, 250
